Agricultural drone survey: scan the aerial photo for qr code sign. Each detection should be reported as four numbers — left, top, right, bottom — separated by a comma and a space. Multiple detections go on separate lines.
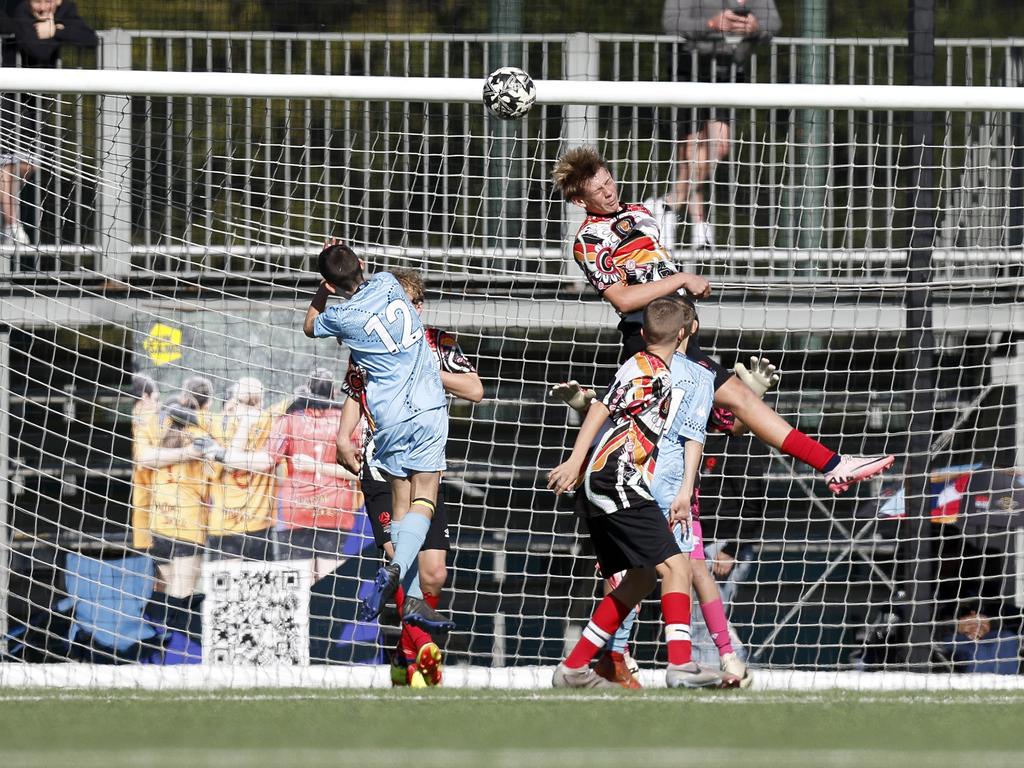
202, 560, 313, 665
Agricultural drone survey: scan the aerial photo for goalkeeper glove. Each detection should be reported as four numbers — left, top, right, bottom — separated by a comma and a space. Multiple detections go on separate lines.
549, 380, 596, 414
734, 356, 781, 399
192, 436, 225, 463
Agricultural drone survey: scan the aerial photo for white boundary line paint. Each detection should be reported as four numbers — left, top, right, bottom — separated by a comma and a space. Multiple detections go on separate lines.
3, 664, 1024, 691
1, 748, 1022, 768
2, 691, 1024, 705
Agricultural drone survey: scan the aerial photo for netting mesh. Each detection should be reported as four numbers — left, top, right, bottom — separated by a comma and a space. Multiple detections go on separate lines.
1, 31, 1023, 686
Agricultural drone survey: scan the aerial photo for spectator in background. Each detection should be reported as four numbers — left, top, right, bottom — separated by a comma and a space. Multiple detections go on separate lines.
269, 368, 362, 581
942, 599, 1020, 675
646, 0, 781, 249
206, 377, 276, 561
129, 374, 161, 551
2, 0, 96, 246
137, 393, 217, 653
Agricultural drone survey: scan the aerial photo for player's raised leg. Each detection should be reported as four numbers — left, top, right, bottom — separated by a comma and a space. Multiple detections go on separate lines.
713, 376, 894, 493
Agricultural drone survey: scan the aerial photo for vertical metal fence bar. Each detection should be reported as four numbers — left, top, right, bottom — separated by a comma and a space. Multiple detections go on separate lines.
204, 38, 213, 258
143, 38, 153, 251
96, 29, 133, 274
0, 334, 10, 645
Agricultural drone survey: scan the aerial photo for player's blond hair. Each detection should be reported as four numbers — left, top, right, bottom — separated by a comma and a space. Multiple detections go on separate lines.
392, 268, 426, 305
551, 146, 608, 201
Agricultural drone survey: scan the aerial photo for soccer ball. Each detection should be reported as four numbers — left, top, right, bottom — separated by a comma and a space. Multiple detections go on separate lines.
482, 66, 537, 120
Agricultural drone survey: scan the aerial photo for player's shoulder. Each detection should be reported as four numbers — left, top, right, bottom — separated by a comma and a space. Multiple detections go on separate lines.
671, 352, 715, 384
619, 350, 670, 379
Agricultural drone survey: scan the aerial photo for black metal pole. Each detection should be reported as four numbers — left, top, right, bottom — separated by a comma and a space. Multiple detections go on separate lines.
903, 0, 938, 669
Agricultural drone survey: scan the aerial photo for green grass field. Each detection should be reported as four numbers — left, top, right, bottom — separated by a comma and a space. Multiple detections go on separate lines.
1, 688, 1023, 767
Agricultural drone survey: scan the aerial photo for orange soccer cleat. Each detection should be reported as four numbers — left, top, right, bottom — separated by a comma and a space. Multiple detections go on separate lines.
594, 650, 642, 689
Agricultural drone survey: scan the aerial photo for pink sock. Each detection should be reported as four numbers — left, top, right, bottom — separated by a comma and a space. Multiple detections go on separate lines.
700, 598, 734, 656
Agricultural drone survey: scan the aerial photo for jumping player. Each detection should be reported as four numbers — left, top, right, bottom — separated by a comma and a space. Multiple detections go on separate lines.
337, 269, 483, 686
303, 242, 453, 633
547, 297, 720, 689
551, 146, 893, 494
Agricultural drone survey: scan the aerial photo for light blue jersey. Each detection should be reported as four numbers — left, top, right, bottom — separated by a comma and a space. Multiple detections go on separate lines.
650, 352, 715, 526
312, 272, 446, 433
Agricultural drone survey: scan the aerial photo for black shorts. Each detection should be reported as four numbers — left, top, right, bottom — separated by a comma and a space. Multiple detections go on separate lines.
362, 474, 451, 552
577, 497, 682, 576
274, 527, 349, 561
618, 317, 734, 392
207, 528, 274, 562
148, 535, 202, 562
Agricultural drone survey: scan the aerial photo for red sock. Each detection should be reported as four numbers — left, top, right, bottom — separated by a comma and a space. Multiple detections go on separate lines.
781, 428, 837, 472
397, 587, 438, 658
661, 591, 692, 666
565, 594, 632, 669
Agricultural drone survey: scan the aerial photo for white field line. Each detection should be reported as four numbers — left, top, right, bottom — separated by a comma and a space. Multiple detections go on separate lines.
1, 747, 1023, 768
1, 690, 1024, 706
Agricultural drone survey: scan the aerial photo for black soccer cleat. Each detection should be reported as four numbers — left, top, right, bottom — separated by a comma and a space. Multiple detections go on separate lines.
402, 595, 456, 634
359, 562, 401, 622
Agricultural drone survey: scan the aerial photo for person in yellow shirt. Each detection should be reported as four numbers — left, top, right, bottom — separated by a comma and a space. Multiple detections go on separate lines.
207, 377, 276, 561
129, 374, 161, 550
137, 392, 217, 648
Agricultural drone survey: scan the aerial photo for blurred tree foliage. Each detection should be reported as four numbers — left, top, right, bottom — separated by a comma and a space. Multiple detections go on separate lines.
49, 0, 1019, 38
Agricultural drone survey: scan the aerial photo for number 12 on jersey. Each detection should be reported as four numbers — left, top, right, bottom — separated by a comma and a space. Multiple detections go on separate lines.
363, 299, 423, 353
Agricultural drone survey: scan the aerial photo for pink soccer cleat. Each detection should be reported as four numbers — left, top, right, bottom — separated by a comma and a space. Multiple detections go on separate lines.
825, 454, 895, 494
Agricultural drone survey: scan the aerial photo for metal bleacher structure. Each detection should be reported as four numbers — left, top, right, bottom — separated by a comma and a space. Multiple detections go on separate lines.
2, 31, 1024, 671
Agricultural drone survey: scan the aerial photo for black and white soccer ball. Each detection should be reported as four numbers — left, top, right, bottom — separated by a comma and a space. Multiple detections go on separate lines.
482, 66, 537, 120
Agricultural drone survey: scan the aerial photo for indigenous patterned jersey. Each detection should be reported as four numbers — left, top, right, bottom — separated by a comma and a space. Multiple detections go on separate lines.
580, 351, 672, 517
343, 326, 476, 483
312, 272, 446, 431
208, 409, 276, 535
268, 406, 361, 530
572, 203, 682, 322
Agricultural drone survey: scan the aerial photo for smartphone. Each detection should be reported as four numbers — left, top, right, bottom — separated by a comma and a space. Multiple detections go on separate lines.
732, 2, 751, 15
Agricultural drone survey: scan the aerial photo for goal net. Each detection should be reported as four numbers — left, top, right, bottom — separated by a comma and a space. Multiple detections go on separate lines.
2, 33, 1023, 690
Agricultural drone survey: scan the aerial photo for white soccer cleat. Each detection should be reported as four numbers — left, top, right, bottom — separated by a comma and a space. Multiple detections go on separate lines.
5, 226, 31, 246
665, 662, 724, 689
720, 652, 753, 689
552, 662, 619, 689
825, 454, 895, 494
690, 220, 714, 249
643, 197, 677, 252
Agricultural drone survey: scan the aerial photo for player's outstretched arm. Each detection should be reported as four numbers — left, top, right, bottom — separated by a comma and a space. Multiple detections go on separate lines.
442, 370, 484, 403
303, 281, 335, 338
602, 272, 711, 314
546, 400, 610, 495
335, 397, 364, 475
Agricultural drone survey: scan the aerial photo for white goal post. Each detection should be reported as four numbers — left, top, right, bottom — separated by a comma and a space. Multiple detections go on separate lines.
1, 62, 1023, 690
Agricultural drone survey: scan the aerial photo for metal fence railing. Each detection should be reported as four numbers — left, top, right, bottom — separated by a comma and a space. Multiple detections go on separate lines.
1, 32, 1023, 279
